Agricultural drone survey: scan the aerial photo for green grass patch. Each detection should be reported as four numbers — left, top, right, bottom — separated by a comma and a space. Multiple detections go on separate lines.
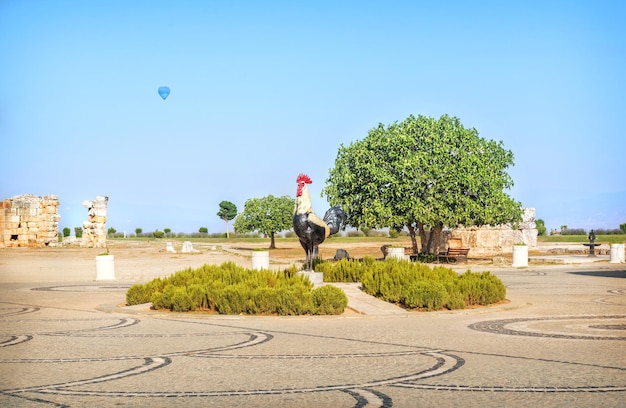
538, 234, 626, 244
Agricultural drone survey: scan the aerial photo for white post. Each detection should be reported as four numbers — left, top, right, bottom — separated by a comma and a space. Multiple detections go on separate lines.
512, 245, 528, 267
251, 250, 270, 270
387, 247, 406, 260
610, 244, 625, 263
96, 255, 116, 280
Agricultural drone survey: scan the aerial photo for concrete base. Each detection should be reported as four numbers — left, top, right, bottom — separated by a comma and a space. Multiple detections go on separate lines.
298, 271, 324, 286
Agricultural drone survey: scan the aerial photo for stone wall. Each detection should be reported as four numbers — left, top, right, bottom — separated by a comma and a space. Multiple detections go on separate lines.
82, 196, 108, 248
0, 194, 60, 248
447, 208, 538, 256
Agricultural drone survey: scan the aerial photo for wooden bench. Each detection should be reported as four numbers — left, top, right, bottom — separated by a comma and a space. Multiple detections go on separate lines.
437, 248, 470, 263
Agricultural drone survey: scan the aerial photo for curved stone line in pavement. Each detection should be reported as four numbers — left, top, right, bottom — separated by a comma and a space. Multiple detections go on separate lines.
0, 335, 33, 348
394, 383, 626, 393
0, 306, 40, 317
468, 315, 626, 340
1, 331, 273, 363
9, 351, 461, 399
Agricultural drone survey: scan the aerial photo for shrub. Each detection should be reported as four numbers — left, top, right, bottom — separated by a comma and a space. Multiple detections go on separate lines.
153, 230, 165, 238
535, 219, 546, 236
593, 228, 623, 235
312, 285, 348, 315
457, 271, 506, 305
247, 287, 279, 314
214, 284, 248, 314
327, 258, 505, 310
416, 252, 437, 263
561, 228, 586, 235
403, 281, 449, 310
126, 283, 152, 305
62, 227, 71, 237
125, 262, 343, 315
317, 259, 364, 282
276, 285, 314, 315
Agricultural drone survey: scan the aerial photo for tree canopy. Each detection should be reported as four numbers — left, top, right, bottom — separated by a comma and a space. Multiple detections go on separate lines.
323, 114, 522, 253
217, 200, 238, 238
233, 195, 294, 249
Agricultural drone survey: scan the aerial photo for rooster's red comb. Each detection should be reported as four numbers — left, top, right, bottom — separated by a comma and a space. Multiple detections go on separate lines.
296, 173, 312, 184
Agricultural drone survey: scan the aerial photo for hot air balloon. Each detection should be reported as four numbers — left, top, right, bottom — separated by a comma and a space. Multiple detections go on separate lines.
158, 86, 170, 100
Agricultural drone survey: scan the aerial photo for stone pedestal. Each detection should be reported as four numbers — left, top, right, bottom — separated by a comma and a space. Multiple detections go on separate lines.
610, 244, 625, 263
251, 250, 269, 270
96, 255, 115, 280
512, 245, 528, 267
298, 271, 324, 286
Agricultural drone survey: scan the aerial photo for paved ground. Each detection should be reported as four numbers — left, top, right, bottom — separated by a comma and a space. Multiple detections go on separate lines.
0, 244, 624, 407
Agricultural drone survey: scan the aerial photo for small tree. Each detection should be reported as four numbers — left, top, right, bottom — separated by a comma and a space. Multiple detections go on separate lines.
535, 219, 546, 236
74, 227, 83, 238
164, 228, 171, 237
233, 195, 294, 249
217, 201, 238, 238
135, 228, 142, 237
620, 222, 626, 234
62, 227, 71, 237
107, 227, 116, 238
199, 227, 208, 235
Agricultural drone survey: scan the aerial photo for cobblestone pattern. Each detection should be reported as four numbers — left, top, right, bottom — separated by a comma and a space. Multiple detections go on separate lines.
1, 279, 625, 407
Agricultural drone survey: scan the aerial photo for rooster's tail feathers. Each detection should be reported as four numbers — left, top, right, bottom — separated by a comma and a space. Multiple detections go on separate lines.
323, 206, 346, 236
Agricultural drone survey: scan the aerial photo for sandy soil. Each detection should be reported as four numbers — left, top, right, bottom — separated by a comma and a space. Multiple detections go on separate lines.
0, 239, 392, 283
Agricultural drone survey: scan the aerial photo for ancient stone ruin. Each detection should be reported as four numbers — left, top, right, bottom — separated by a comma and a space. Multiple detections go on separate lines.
446, 208, 538, 256
82, 196, 108, 248
0, 194, 60, 248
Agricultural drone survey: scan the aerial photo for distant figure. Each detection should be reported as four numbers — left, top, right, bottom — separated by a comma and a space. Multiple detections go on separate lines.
588, 230, 596, 244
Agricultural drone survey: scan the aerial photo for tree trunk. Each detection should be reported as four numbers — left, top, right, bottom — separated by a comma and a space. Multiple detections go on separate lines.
225, 220, 229, 239
269, 232, 276, 249
416, 222, 444, 254
417, 222, 429, 253
429, 222, 444, 254
406, 224, 419, 254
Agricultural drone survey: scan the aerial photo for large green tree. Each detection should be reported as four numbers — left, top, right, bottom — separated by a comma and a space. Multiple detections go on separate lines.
217, 201, 238, 238
323, 114, 522, 253
233, 195, 294, 249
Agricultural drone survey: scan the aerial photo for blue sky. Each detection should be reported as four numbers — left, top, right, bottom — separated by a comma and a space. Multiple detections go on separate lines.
1, 0, 624, 235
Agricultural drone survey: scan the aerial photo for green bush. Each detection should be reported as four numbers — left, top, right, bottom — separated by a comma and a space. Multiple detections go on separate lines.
403, 281, 449, 310
457, 271, 506, 305
125, 262, 346, 315
317, 258, 364, 282
276, 284, 314, 315
323, 258, 505, 310
313, 285, 348, 315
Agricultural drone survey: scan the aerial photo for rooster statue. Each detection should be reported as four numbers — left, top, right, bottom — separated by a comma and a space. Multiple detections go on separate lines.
293, 173, 346, 270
